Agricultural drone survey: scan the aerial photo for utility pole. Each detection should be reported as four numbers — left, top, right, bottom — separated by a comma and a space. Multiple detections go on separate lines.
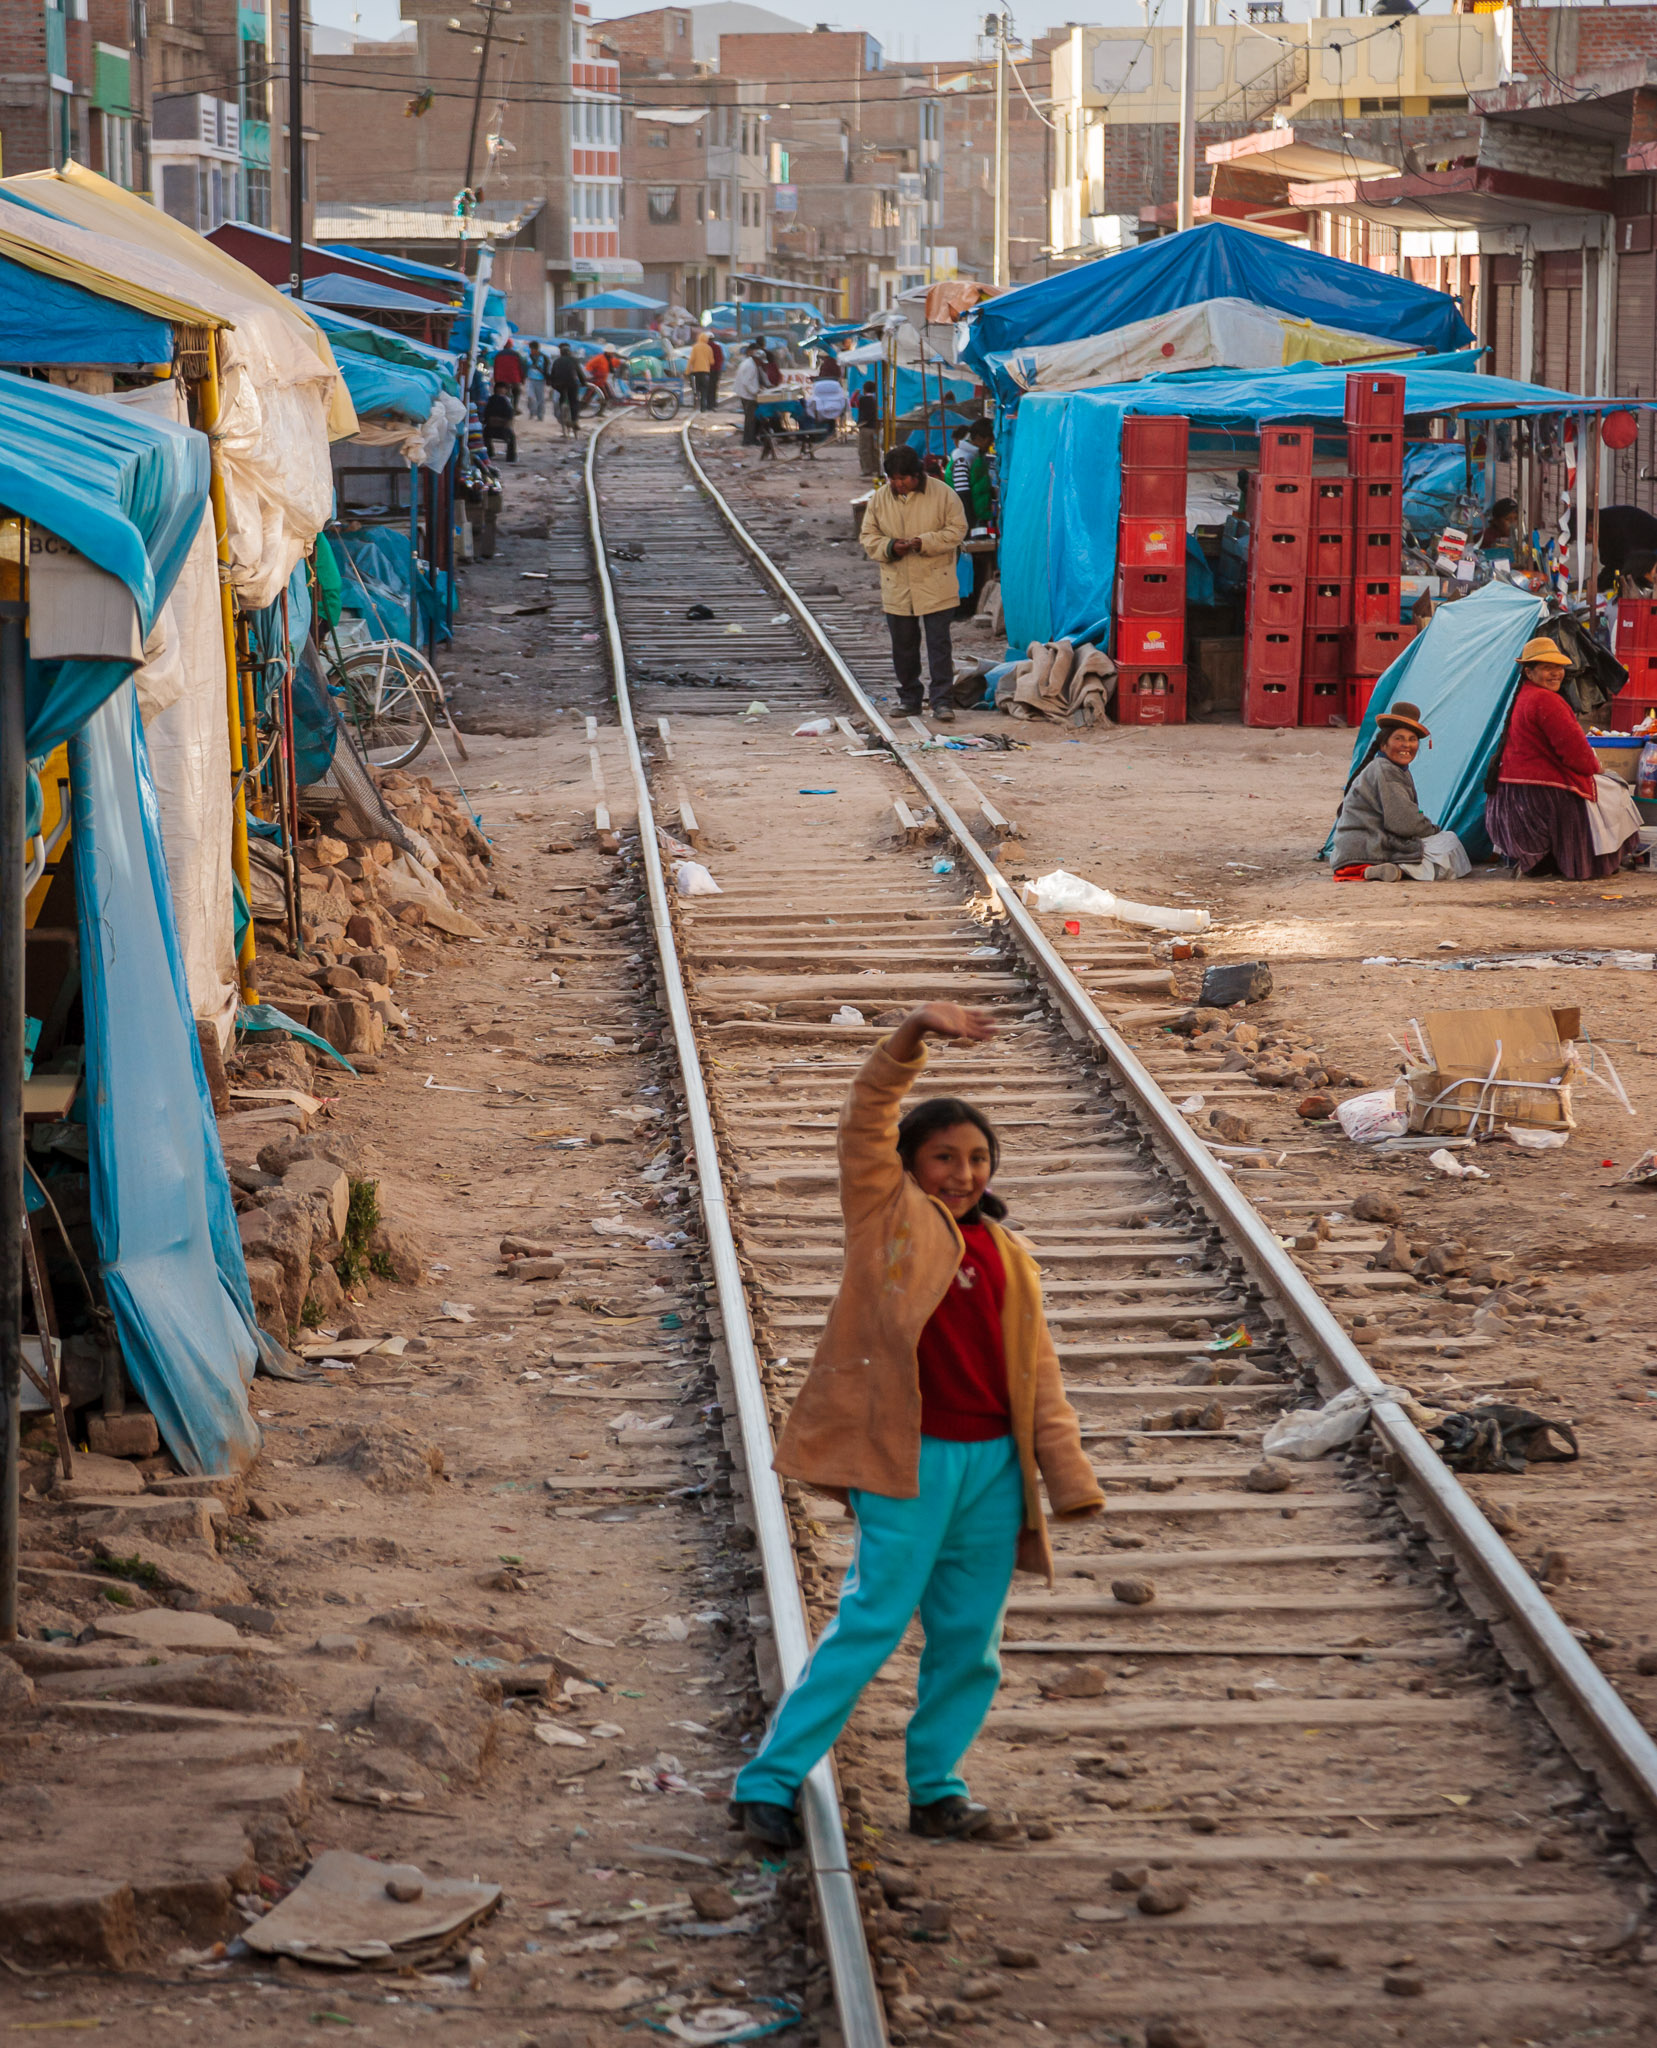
989, 12, 1010, 288
447, 0, 521, 216
287, 0, 304, 296
1177, 0, 1197, 232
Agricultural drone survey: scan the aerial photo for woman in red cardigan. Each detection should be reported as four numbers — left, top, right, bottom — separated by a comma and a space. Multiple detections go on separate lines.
1485, 638, 1641, 879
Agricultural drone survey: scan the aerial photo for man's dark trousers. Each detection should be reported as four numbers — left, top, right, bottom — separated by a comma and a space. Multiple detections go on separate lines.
886, 607, 953, 713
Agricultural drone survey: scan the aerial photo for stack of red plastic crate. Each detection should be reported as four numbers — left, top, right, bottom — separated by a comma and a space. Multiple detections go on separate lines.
1610, 598, 1657, 727
1114, 415, 1189, 723
1342, 372, 1416, 725
1243, 424, 1313, 726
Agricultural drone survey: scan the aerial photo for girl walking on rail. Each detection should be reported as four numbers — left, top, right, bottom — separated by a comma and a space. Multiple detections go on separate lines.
730, 1002, 1104, 1848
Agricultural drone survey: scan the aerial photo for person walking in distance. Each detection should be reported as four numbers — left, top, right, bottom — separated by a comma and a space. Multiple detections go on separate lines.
707, 334, 725, 407
862, 445, 968, 721
524, 341, 547, 421
856, 380, 881, 478
687, 329, 716, 412
547, 343, 587, 437
491, 337, 525, 412
728, 1002, 1104, 1851
733, 341, 766, 447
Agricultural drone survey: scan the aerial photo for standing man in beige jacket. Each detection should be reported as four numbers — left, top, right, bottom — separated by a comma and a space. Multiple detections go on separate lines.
861, 445, 969, 721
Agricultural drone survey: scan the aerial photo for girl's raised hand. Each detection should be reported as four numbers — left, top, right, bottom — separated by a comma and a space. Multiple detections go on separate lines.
887, 1004, 997, 1060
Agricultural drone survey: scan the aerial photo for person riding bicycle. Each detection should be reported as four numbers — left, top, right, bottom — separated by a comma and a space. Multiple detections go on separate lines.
547, 344, 588, 436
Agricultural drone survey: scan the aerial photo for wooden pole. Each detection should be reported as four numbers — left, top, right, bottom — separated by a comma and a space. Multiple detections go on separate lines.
200, 347, 258, 1002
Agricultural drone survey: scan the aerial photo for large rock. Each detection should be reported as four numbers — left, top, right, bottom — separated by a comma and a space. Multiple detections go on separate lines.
257, 1129, 379, 1182
368, 1219, 427, 1285
244, 1256, 286, 1328
0, 1659, 38, 1714
238, 1201, 313, 1331
368, 1683, 499, 1781
40, 1655, 301, 1718
86, 1534, 251, 1610
315, 1424, 443, 1494
279, 1156, 350, 1241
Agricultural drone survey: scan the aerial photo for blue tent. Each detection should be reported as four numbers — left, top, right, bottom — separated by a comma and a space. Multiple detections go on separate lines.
8, 369, 263, 1473
999, 356, 1654, 653
303, 301, 460, 396
1324, 580, 1546, 863
332, 346, 447, 423
0, 250, 172, 367
292, 270, 459, 320
323, 244, 506, 318
564, 289, 667, 312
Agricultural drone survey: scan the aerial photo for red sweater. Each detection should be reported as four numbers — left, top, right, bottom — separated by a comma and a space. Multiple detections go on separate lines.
1497, 682, 1599, 799
916, 1220, 1011, 1441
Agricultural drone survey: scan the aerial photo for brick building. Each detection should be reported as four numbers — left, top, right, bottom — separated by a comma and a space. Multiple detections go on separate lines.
0, 0, 148, 192
148, 0, 286, 234
309, 0, 587, 332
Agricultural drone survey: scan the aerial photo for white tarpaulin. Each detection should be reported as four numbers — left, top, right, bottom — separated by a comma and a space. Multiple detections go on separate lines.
0, 173, 344, 610
112, 380, 240, 1046
993, 297, 1407, 394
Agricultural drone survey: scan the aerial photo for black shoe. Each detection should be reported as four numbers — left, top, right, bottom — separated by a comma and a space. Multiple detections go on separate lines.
730, 1798, 803, 1851
909, 1795, 993, 1840
897, 697, 924, 717
931, 703, 956, 723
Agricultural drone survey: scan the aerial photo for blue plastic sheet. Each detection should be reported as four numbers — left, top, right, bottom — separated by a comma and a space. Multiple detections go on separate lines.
1402, 441, 1482, 541
333, 345, 445, 424
963, 221, 1473, 379
999, 358, 1653, 653
72, 679, 262, 1474
846, 360, 978, 456
3, 369, 211, 757
0, 251, 172, 367
1322, 580, 1546, 864
334, 526, 451, 643
304, 302, 460, 396
296, 270, 456, 318
322, 244, 504, 318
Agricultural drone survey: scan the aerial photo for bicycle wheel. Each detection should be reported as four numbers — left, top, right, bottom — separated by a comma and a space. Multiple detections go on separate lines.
648, 388, 682, 421
336, 641, 442, 769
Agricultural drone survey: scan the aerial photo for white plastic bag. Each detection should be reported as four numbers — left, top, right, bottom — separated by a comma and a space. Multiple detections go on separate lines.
1020, 868, 1211, 934
1429, 1147, 1489, 1179
793, 716, 835, 737
1334, 1087, 1407, 1143
830, 1005, 865, 1026
1261, 1382, 1417, 1460
673, 861, 721, 897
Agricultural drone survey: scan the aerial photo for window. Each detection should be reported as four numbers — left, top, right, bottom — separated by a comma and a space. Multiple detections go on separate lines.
696, 187, 705, 221
648, 186, 679, 224
1246, 1, 1283, 20
647, 125, 668, 147
98, 109, 134, 187
246, 166, 271, 227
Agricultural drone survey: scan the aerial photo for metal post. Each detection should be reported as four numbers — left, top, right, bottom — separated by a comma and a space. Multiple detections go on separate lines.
992, 14, 1009, 288
0, 566, 26, 1645
464, 0, 501, 204
1178, 0, 1198, 234
287, 0, 304, 297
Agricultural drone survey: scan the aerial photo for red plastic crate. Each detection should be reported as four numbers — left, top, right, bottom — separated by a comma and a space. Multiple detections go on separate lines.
1251, 475, 1312, 529
1117, 615, 1184, 664
1309, 524, 1352, 580
1120, 467, 1187, 518
1245, 623, 1301, 676
1356, 577, 1400, 626
1301, 676, 1345, 726
1345, 371, 1405, 428
1357, 529, 1401, 578
1609, 694, 1657, 732
1244, 673, 1299, 727
1303, 627, 1344, 678
1247, 576, 1306, 631
1305, 579, 1351, 629
1344, 676, 1380, 726
1617, 650, 1657, 702
1343, 621, 1416, 673
1119, 517, 1183, 567
1253, 526, 1310, 578
1259, 425, 1314, 477
1115, 663, 1187, 724
1313, 476, 1352, 521
1613, 598, 1657, 655
1122, 415, 1189, 469
1356, 477, 1400, 524
1348, 426, 1403, 477
1115, 565, 1184, 616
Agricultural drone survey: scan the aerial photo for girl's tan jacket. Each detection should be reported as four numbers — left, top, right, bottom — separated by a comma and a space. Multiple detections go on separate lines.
771, 1038, 1105, 1581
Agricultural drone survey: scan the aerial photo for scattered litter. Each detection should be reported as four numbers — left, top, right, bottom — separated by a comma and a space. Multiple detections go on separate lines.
655, 2001, 804, 2045
589, 1721, 627, 1739
792, 717, 834, 737
797, 788, 837, 796
770, 612, 791, 625
739, 701, 769, 720
1428, 1148, 1490, 1180
622, 1754, 703, 1796
722, 625, 745, 636
931, 858, 955, 876
563, 1626, 617, 1648
438, 1302, 476, 1324
1617, 1149, 1657, 1186
1021, 869, 1211, 934
239, 1850, 499, 1971
533, 1724, 589, 1749
830, 1006, 864, 1027
424, 1076, 483, 1094
674, 861, 722, 897
1510, 1128, 1569, 1151
686, 604, 715, 620
1334, 1088, 1408, 1145
1430, 1404, 1578, 1474
1262, 1384, 1429, 1461
1176, 1095, 1205, 1115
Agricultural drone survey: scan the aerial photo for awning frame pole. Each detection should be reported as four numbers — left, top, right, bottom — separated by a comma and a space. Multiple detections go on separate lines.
0, 546, 25, 1644
200, 346, 258, 1001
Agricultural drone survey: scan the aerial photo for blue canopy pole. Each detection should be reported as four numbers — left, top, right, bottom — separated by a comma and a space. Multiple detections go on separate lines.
0, 565, 24, 1638
408, 466, 419, 646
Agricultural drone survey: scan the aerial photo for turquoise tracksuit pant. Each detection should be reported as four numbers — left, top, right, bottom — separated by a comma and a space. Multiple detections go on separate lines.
732, 1434, 1024, 1809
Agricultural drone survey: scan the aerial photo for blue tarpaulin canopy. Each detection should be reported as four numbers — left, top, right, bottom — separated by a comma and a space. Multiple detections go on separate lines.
999, 356, 1655, 653
332, 346, 447, 423
564, 289, 666, 312
9, 371, 262, 1473
293, 270, 458, 319
964, 222, 1474, 382
322, 244, 506, 317
1322, 580, 1547, 863
0, 249, 172, 366
303, 301, 460, 397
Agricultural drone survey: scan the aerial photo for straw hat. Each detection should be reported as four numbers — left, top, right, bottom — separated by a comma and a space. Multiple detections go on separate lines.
1518, 637, 1571, 667
1375, 699, 1429, 738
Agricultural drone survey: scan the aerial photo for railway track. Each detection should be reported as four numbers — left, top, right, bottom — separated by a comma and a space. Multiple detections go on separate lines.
582, 411, 1657, 2047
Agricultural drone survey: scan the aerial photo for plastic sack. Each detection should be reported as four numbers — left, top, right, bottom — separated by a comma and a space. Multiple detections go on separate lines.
1429, 1147, 1489, 1179
1020, 869, 1211, 934
673, 861, 721, 897
1262, 1382, 1418, 1460
793, 717, 834, 737
830, 1005, 865, 1026
1335, 1086, 1407, 1143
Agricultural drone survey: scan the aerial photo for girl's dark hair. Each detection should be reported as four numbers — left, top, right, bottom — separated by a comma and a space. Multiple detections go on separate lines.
896, 1097, 1007, 1222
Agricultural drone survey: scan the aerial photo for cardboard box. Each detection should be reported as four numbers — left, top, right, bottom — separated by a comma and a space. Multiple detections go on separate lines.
1405, 1005, 1579, 1135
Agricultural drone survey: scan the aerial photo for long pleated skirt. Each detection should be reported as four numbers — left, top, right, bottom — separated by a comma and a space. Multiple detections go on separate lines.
1485, 781, 1639, 881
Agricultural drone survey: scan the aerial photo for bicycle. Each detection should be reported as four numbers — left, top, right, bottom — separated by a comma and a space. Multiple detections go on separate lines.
581, 379, 683, 422
326, 636, 467, 771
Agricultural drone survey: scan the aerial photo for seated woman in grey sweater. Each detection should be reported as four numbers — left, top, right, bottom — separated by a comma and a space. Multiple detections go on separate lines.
1331, 702, 1464, 882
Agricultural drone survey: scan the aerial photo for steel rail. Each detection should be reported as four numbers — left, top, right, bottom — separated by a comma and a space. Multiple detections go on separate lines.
681, 417, 1657, 1842
583, 416, 890, 2048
